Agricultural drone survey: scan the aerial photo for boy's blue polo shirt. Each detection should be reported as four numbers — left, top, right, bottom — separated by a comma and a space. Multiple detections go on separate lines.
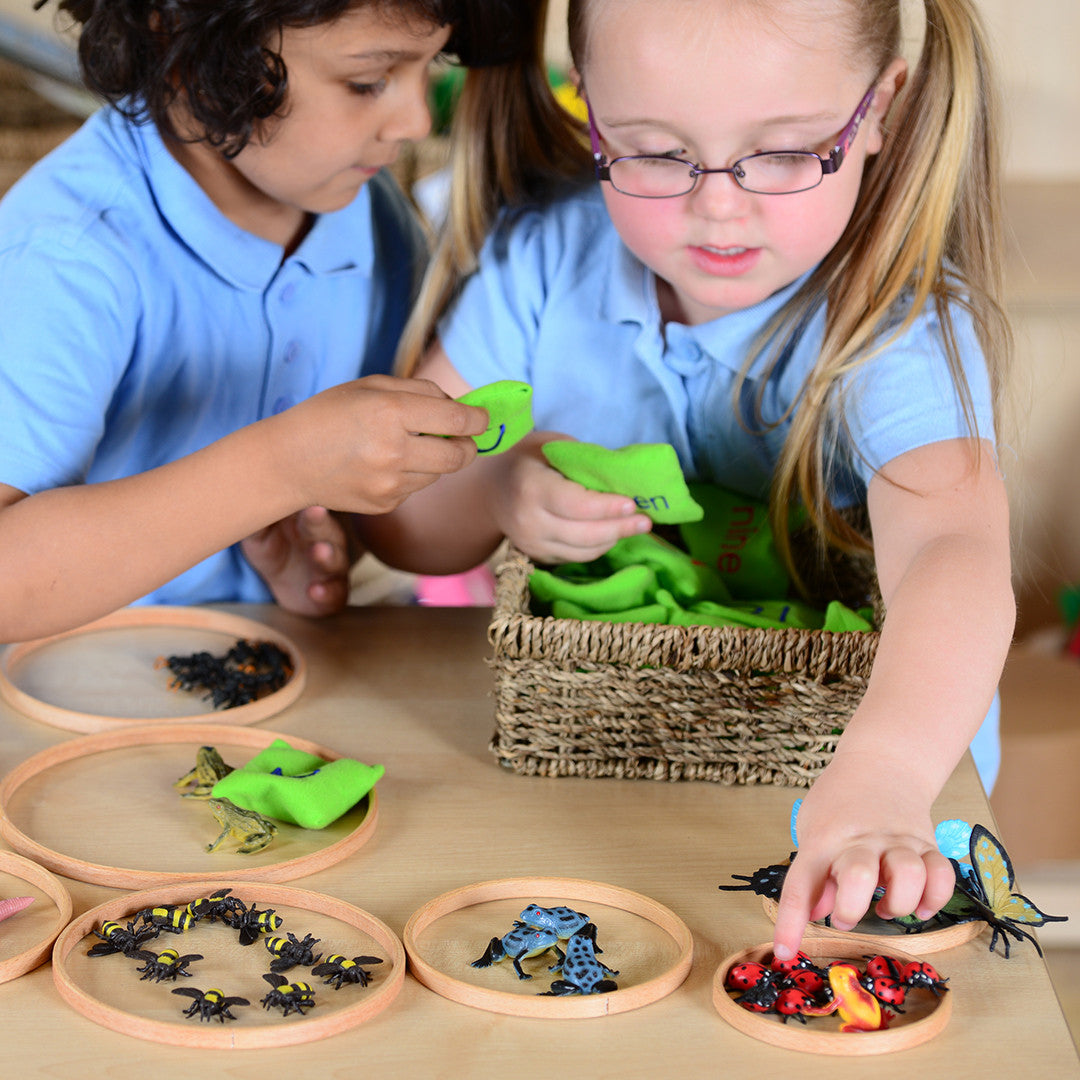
440, 183, 1001, 788
440, 184, 995, 504
0, 106, 426, 605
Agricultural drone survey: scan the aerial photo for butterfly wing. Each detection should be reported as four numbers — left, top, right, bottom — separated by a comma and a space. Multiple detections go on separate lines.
970, 825, 1067, 928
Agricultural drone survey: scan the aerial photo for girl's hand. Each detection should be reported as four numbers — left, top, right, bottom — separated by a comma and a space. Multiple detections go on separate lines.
273, 375, 487, 515
241, 505, 355, 617
489, 433, 652, 564
770, 753, 957, 960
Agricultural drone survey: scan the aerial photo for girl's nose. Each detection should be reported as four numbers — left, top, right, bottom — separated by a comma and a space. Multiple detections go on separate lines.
688, 170, 753, 220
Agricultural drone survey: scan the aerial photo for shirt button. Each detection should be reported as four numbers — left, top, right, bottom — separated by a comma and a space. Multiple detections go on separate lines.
284, 342, 300, 364
272, 395, 292, 414
280, 283, 296, 303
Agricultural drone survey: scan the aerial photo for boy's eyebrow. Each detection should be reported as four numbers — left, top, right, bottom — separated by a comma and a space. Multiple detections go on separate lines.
344, 48, 427, 63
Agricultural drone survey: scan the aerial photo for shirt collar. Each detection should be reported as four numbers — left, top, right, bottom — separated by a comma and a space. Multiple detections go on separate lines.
597, 224, 816, 373
132, 117, 374, 291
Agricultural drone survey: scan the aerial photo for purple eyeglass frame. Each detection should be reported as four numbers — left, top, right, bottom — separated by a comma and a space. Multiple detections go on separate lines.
586, 84, 878, 195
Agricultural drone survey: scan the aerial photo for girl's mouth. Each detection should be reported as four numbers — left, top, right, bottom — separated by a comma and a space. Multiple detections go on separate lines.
689, 244, 761, 276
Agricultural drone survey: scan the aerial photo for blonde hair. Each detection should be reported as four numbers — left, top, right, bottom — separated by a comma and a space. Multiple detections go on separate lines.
396, 0, 591, 371
399, 0, 1011, 576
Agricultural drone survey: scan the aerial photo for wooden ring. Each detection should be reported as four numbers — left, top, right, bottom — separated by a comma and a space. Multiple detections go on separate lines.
403, 876, 693, 1018
759, 896, 985, 953
0, 723, 377, 887
52, 880, 404, 1049
0, 606, 306, 733
713, 938, 952, 1054
0, 850, 73, 984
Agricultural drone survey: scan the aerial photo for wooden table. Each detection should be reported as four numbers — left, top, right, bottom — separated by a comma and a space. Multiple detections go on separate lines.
0, 604, 1076, 1075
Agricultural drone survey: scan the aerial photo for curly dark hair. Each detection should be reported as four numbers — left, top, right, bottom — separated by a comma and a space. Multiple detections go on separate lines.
36, 0, 534, 156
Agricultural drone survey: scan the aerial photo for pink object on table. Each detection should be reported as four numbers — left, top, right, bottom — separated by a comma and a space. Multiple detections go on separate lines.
0, 896, 34, 922
415, 564, 496, 607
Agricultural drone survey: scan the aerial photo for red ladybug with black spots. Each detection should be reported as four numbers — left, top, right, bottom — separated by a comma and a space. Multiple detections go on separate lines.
725, 961, 774, 993
774, 987, 818, 1024
897, 960, 949, 997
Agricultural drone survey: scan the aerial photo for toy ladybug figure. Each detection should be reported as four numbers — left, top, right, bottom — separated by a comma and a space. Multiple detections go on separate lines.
725, 961, 774, 993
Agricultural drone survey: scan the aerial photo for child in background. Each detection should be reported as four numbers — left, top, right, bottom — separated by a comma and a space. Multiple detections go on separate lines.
0, 0, 529, 642
361, 0, 1015, 958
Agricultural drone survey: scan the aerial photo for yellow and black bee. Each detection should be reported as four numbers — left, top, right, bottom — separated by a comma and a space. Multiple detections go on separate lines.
133, 947, 203, 982
260, 973, 316, 1017
311, 953, 384, 989
265, 931, 322, 973
186, 888, 246, 924
226, 904, 283, 946
172, 986, 250, 1023
87, 919, 159, 958
137, 905, 195, 934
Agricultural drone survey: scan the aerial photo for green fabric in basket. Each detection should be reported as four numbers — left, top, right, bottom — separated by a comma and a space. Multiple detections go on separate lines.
679, 483, 791, 599
526, 486, 874, 632
530, 563, 658, 612
542, 440, 704, 524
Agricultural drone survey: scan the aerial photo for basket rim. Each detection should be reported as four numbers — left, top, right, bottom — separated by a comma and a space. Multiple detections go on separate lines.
489, 548, 879, 678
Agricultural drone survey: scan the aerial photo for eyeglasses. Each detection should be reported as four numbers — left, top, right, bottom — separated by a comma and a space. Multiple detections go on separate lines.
586, 85, 877, 198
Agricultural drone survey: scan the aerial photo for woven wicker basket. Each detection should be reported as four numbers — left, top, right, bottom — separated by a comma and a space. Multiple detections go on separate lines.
487, 548, 881, 787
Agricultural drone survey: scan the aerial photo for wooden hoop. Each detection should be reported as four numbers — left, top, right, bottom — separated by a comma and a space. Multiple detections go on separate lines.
712, 938, 952, 1055
0, 606, 306, 732
760, 896, 985, 953
52, 880, 405, 1049
0, 850, 73, 985
0, 723, 377, 887
403, 876, 693, 1018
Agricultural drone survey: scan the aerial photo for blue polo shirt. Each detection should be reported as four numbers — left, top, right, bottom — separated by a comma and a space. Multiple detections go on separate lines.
440, 183, 1001, 789
441, 184, 995, 503
0, 106, 426, 605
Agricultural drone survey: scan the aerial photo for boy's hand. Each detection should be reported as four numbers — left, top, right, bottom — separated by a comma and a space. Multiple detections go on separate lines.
491, 433, 652, 564
770, 755, 956, 960
242, 505, 354, 617
277, 375, 486, 515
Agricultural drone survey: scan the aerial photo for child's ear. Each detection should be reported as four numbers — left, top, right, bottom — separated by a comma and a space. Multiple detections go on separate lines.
865, 57, 908, 156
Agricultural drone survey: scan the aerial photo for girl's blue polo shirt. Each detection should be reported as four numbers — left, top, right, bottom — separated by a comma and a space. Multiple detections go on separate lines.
439, 183, 1001, 789
440, 184, 995, 504
0, 106, 426, 605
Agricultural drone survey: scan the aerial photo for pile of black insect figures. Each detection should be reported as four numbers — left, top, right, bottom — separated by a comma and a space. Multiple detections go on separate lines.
86, 888, 383, 1023
470, 903, 619, 996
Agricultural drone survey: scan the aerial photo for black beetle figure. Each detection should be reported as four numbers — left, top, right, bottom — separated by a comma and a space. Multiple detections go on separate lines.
717, 854, 796, 900
172, 986, 250, 1022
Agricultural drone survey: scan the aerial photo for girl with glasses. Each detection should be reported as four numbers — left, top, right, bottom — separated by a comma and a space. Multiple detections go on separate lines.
364, 0, 1013, 961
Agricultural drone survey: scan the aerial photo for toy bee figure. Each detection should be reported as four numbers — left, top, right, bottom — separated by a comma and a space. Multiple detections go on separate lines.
265, 931, 322, 973
260, 973, 316, 1017
133, 947, 203, 982
86, 920, 158, 958
225, 904, 283, 946
172, 986, 250, 1023
311, 953, 384, 989
136, 905, 195, 934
